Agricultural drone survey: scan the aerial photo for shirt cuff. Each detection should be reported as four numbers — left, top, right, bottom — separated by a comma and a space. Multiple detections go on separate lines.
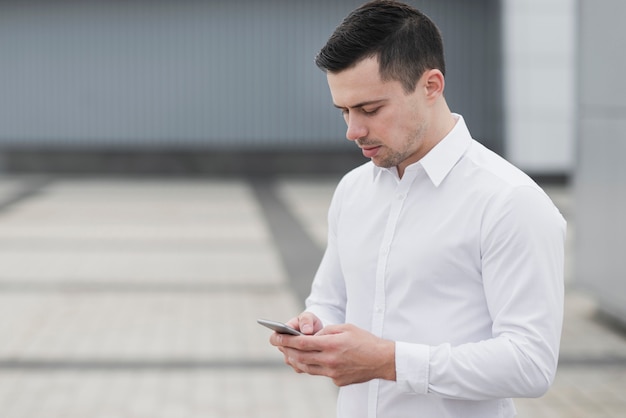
395, 341, 430, 394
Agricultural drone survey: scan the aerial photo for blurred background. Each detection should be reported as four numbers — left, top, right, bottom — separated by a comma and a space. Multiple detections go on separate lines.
0, 0, 568, 175
0, 0, 624, 417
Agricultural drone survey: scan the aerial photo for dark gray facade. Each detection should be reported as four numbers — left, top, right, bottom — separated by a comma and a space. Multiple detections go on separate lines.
0, 0, 502, 170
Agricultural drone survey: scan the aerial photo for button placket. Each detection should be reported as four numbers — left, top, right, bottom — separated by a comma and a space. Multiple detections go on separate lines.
372, 173, 416, 337
368, 170, 418, 418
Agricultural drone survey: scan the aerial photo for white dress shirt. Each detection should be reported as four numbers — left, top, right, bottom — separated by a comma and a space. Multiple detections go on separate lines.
305, 114, 566, 418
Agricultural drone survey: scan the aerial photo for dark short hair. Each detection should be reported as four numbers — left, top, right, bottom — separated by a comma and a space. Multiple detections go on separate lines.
315, 0, 446, 93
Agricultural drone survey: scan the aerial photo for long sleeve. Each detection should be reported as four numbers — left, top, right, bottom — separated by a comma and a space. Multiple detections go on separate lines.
305, 179, 348, 327
395, 185, 566, 400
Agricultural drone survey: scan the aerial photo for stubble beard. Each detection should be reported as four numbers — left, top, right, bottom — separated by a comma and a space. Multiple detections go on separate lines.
369, 122, 428, 169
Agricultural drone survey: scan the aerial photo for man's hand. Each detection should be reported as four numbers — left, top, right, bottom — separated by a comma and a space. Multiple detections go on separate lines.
284, 312, 324, 336
269, 318, 396, 387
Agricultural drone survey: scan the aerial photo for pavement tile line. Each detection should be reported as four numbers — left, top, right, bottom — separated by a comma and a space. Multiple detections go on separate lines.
0, 177, 52, 213
557, 356, 626, 367
0, 359, 287, 371
249, 178, 323, 306
0, 280, 284, 294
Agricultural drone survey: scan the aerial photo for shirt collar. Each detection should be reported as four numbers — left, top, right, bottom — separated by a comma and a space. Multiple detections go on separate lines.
372, 113, 472, 186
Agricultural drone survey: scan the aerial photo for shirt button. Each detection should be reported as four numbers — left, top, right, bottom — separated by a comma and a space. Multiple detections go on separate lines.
397, 193, 405, 200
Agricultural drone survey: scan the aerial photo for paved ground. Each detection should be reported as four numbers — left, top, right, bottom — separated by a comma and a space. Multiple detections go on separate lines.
0, 174, 624, 417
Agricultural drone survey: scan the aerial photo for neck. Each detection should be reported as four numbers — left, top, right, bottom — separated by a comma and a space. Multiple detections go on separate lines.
396, 101, 456, 179
430, 100, 456, 143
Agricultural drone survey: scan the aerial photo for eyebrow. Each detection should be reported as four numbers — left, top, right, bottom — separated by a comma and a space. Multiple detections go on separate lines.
333, 99, 387, 110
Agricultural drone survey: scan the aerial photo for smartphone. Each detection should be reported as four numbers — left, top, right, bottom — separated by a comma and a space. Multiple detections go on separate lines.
257, 318, 304, 336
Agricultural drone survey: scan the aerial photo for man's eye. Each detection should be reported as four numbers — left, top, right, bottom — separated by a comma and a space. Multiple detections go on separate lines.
361, 107, 379, 115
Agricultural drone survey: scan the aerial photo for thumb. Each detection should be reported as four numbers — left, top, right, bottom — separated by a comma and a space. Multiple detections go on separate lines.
298, 312, 322, 335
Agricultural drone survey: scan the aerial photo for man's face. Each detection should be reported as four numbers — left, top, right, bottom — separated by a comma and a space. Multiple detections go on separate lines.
327, 57, 433, 176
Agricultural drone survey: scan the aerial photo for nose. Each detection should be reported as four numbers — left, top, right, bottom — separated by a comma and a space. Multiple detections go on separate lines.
345, 114, 368, 142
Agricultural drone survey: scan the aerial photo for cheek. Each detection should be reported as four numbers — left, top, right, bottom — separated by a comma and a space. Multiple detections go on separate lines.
383, 115, 415, 144
373, 113, 400, 139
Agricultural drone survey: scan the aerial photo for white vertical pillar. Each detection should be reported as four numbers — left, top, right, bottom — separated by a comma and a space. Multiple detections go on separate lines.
502, 0, 576, 175
575, 0, 626, 323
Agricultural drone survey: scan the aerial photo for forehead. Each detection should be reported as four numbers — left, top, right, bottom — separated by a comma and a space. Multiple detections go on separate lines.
326, 57, 403, 107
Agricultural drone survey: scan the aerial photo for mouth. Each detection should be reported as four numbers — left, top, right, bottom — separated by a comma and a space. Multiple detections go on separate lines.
360, 145, 382, 158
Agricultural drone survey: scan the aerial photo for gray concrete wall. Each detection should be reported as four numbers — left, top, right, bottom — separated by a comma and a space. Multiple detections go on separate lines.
575, 0, 626, 322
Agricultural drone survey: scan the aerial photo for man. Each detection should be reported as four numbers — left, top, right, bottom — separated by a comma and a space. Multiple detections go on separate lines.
269, 1, 566, 417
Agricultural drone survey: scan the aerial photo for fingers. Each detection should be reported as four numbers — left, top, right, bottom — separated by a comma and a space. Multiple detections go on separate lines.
297, 313, 316, 335
282, 347, 326, 376
315, 323, 347, 336
283, 312, 323, 335
297, 312, 323, 335
269, 332, 318, 351
269, 321, 394, 386
267, 312, 335, 379
268, 331, 311, 351
284, 316, 300, 329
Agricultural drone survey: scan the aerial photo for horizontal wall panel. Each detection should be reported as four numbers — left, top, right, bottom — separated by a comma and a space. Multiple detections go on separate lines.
0, 0, 501, 152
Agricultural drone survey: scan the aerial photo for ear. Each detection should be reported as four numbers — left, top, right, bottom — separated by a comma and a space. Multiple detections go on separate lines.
423, 69, 445, 101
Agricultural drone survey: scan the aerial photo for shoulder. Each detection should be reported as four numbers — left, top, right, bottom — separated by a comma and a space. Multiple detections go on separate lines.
459, 142, 566, 234
464, 141, 536, 188
454, 140, 563, 221
457, 141, 549, 202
